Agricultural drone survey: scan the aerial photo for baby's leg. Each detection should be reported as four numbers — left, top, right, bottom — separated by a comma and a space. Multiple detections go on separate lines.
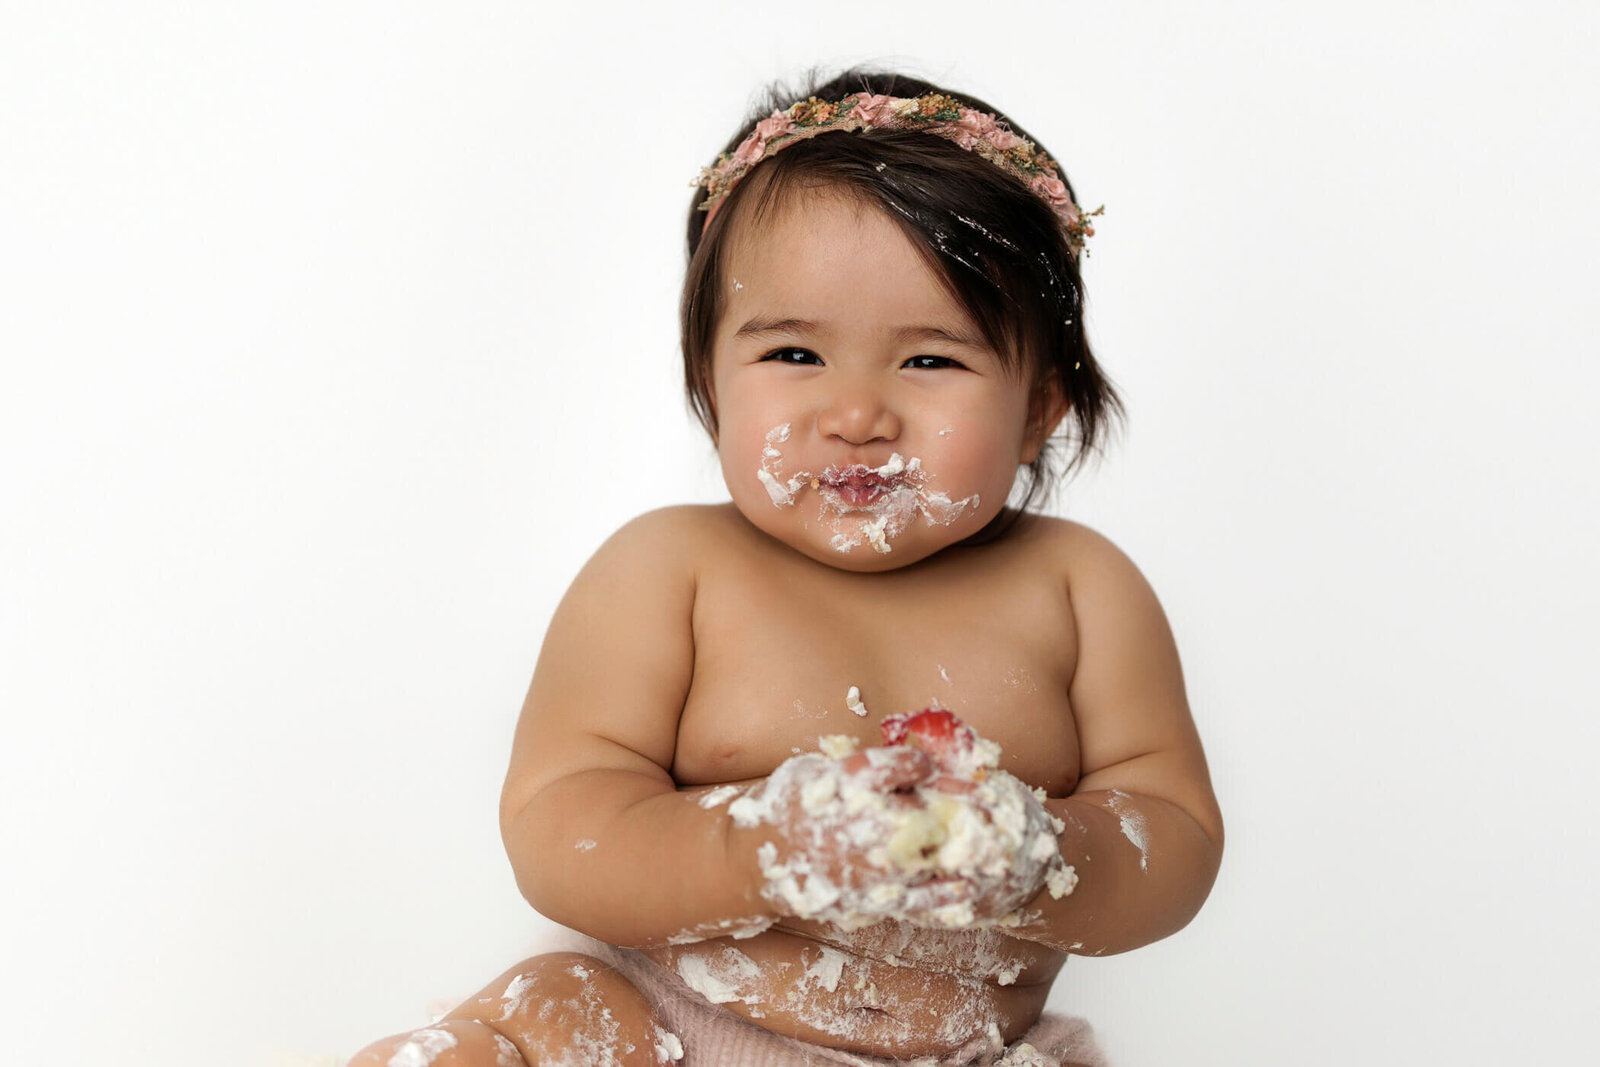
345, 952, 674, 1067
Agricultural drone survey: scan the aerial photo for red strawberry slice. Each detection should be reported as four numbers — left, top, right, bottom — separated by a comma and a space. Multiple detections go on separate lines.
880, 709, 976, 774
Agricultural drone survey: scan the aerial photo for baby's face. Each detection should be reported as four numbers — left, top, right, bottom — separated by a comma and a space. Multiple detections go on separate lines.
709, 189, 1051, 571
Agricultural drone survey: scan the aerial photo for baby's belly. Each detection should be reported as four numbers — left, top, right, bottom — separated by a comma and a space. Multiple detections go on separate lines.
643, 919, 1063, 1059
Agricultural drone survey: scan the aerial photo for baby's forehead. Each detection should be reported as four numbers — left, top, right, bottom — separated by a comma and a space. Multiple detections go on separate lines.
722, 189, 950, 299
723, 182, 880, 261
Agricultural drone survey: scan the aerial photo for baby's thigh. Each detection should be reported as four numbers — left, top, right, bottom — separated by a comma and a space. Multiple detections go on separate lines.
445, 952, 671, 1066
350, 952, 670, 1067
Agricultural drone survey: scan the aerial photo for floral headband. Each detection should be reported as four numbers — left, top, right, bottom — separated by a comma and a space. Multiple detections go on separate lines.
693, 91, 1102, 254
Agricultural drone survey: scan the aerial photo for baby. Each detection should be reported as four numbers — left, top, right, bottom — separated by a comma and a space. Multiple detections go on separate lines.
348, 68, 1222, 1067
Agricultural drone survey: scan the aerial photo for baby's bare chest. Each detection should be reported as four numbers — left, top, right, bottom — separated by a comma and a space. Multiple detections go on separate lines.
671, 542, 1083, 795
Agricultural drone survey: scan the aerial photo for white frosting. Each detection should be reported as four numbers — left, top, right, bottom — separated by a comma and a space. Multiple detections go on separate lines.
728, 727, 1074, 930
676, 947, 764, 1005
1046, 864, 1080, 899
872, 453, 907, 478
845, 685, 867, 716
491, 1032, 523, 1067
496, 973, 534, 1022
826, 482, 919, 554
552, 958, 637, 1065
756, 423, 813, 507
696, 784, 744, 809
666, 915, 776, 944
916, 489, 979, 526
756, 467, 792, 505
386, 1028, 457, 1067
800, 771, 839, 811
995, 1040, 1055, 1066
803, 945, 849, 992
821, 452, 980, 556
652, 1025, 685, 1063
864, 514, 892, 553
817, 734, 860, 759
993, 957, 1026, 986
751, 430, 979, 556
1107, 789, 1151, 872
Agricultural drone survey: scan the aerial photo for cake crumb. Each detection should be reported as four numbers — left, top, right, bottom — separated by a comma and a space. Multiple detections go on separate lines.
845, 685, 868, 717
818, 734, 860, 759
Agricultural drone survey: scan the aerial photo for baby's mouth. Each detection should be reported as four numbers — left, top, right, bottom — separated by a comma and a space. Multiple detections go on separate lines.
821, 465, 900, 507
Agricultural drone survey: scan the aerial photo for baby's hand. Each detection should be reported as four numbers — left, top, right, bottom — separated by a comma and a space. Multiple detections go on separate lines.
917, 767, 1074, 922
728, 744, 967, 929
730, 712, 1077, 931
889, 710, 1081, 922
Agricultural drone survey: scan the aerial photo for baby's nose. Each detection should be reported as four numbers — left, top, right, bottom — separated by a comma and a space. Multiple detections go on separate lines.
816, 388, 901, 445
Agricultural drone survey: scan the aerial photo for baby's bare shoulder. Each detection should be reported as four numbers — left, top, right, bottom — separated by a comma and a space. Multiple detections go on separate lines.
1003, 514, 1138, 581
604, 502, 724, 541
590, 504, 744, 570
1004, 515, 1171, 654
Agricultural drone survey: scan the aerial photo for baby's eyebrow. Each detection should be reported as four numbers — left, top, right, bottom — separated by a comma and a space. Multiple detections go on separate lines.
734, 315, 985, 349
892, 324, 987, 350
734, 315, 820, 339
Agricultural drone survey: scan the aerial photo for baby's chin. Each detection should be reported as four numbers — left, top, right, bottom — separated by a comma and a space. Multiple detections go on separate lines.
736, 503, 975, 572
785, 536, 946, 573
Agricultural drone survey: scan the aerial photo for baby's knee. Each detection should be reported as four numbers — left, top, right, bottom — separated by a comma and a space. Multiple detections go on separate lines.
344, 1018, 523, 1067
448, 951, 673, 1066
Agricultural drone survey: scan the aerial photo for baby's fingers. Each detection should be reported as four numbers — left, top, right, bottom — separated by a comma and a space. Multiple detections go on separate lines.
844, 746, 935, 792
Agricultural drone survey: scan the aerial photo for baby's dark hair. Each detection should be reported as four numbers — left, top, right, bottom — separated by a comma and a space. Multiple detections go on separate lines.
681, 66, 1123, 519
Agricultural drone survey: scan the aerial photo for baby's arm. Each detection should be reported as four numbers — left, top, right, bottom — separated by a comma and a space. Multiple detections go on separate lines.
1013, 524, 1224, 956
498, 509, 772, 947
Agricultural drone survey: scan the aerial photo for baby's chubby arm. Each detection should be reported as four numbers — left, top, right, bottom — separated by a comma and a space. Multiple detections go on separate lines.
498, 508, 774, 948
1012, 523, 1225, 956
499, 508, 918, 947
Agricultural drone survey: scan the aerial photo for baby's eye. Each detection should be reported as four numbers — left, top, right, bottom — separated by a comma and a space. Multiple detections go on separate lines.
903, 355, 964, 370
761, 347, 823, 366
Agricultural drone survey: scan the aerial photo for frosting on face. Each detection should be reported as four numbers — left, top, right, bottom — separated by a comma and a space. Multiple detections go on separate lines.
755, 426, 981, 557
756, 423, 812, 506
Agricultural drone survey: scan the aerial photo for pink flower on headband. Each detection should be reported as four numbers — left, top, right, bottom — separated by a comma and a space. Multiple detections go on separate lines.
944, 108, 1000, 149
1030, 174, 1073, 212
848, 93, 901, 125
730, 135, 764, 166
983, 127, 1021, 151
732, 111, 796, 165
755, 112, 796, 141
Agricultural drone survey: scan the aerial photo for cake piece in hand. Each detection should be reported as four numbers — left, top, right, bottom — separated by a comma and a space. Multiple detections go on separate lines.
731, 709, 1077, 930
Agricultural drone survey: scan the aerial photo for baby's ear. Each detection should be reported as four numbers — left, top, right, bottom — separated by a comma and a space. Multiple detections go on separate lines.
1022, 380, 1070, 464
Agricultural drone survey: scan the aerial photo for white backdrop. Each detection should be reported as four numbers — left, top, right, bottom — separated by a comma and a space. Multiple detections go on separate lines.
3, 3, 1597, 1065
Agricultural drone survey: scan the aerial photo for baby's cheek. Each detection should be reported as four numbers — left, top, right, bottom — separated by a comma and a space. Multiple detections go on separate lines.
721, 430, 759, 482
722, 448, 769, 519
929, 441, 1015, 501
724, 400, 792, 462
